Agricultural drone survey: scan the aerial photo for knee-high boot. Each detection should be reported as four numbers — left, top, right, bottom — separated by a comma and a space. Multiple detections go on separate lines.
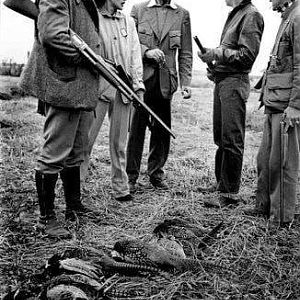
35, 170, 70, 238
60, 166, 93, 221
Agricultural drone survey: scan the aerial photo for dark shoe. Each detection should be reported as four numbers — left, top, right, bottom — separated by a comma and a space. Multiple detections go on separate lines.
242, 206, 268, 218
129, 181, 137, 194
39, 216, 71, 239
150, 179, 169, 190
65, 203, 96, 221
203, 194, 240, 209
197, 183, 219, 193
115, 194, 133, 202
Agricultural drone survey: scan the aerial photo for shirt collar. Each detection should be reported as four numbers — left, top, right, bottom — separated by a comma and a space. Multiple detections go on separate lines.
147, 0, 177, 9
99, 8, 124, 19
281, 0, 298, 19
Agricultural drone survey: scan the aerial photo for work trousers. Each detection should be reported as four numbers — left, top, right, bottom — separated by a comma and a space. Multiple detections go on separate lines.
256, 113, 300, 224
36, 104, 92, 174
213, 75, 250, 193
81, 92, 131, 198
126, 71, 171, 183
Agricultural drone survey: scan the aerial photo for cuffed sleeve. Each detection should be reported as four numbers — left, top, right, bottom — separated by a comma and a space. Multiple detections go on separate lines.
128, 16, 145, 92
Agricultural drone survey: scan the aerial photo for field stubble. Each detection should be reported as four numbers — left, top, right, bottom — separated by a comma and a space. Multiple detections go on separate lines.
1, 75, 300, 299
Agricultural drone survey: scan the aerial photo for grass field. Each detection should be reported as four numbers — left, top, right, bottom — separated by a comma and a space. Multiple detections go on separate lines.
1, 74, 300, 299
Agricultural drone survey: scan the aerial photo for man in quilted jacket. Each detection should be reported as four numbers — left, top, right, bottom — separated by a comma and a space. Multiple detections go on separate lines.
246, 0, 300, 227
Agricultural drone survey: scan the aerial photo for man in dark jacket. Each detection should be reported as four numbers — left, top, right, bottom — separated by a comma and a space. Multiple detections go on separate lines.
126, 0, 193, 191
198, 0, 264, 208
245, 0, 300, 227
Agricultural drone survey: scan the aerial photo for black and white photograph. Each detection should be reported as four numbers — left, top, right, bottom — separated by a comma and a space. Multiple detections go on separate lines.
0, 0, 299, 298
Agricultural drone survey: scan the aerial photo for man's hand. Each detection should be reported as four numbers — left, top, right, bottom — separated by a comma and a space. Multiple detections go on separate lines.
145, 49, 165, 64
283, 106, 300, 132
181, 86, 192, 99
206, 68, 215, 82
136, 89, 145, 102
198, 49, 216, 64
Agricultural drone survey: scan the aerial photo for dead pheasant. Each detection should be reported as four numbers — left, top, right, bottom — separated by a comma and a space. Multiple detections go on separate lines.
112, 238, 229, 274
153, 218, 224, 256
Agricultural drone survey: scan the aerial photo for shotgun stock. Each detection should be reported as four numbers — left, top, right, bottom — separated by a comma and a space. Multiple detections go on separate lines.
70, 30, 175, 139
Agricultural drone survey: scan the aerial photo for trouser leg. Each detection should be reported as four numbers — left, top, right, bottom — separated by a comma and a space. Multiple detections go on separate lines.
256, 115, 271, 215
36, 105, 92, 173
214, 76, 248, 194
109, 92, 131, 197
126, 103, 148, 183
269, 114, 300, 224
147, 98, 171, 181
213, 84, 222, 186
81, 101, 108, 180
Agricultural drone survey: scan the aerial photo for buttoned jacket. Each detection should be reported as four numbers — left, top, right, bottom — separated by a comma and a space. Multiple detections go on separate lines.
262, 2, 300, 112
131, 0, 192, 99
213, 0, 264, 75
20, 0, 100, 110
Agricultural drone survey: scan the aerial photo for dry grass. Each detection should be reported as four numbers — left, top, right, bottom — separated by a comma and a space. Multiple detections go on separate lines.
1, 74, 300, 299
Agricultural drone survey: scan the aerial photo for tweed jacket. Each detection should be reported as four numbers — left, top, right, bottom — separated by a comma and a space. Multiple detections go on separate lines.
261, 1, 300, 113
213, 0, 264, 75
20, 0, 100, 110
131, 1, 192, 99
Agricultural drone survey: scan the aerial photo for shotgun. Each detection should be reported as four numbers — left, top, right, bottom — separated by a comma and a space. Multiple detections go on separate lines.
4, 0, 175, 138
69, 30, 175, 138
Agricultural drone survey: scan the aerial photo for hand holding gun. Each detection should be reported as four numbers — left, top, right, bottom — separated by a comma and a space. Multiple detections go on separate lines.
193, 36, 214, 71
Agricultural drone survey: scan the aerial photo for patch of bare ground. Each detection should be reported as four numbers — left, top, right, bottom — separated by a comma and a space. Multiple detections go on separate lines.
1, 75, 300, 299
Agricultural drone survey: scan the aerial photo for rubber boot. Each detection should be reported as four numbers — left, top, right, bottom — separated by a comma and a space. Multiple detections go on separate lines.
35, 171, 71, 239
60, 166, 94, 221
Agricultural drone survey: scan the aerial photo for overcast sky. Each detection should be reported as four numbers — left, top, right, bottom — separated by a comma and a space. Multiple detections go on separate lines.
0, 0, 280, 74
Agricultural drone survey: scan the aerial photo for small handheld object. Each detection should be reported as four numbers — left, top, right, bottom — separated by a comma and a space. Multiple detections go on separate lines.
193, 36, 214, 70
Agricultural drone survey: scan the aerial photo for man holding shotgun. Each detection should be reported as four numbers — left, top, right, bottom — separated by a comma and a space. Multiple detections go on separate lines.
80, 0, 145, 202
5, 0, 101, 238
197, 0, 264, 208
245, 0, 300, 227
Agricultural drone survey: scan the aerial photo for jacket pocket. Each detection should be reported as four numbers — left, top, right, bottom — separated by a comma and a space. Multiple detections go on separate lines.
169, 30, 181, 49
265, 72, 293, 103
138, 26, 152, 45
46, 52, 77, 82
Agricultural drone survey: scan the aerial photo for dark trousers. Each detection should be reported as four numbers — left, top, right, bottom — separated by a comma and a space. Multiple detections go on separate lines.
126, 71, 171, 182
213, 75, 250, 193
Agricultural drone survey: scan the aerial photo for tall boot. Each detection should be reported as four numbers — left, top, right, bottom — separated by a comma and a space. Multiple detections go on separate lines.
35, 170, 71, 238
60, 166, 93, 221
